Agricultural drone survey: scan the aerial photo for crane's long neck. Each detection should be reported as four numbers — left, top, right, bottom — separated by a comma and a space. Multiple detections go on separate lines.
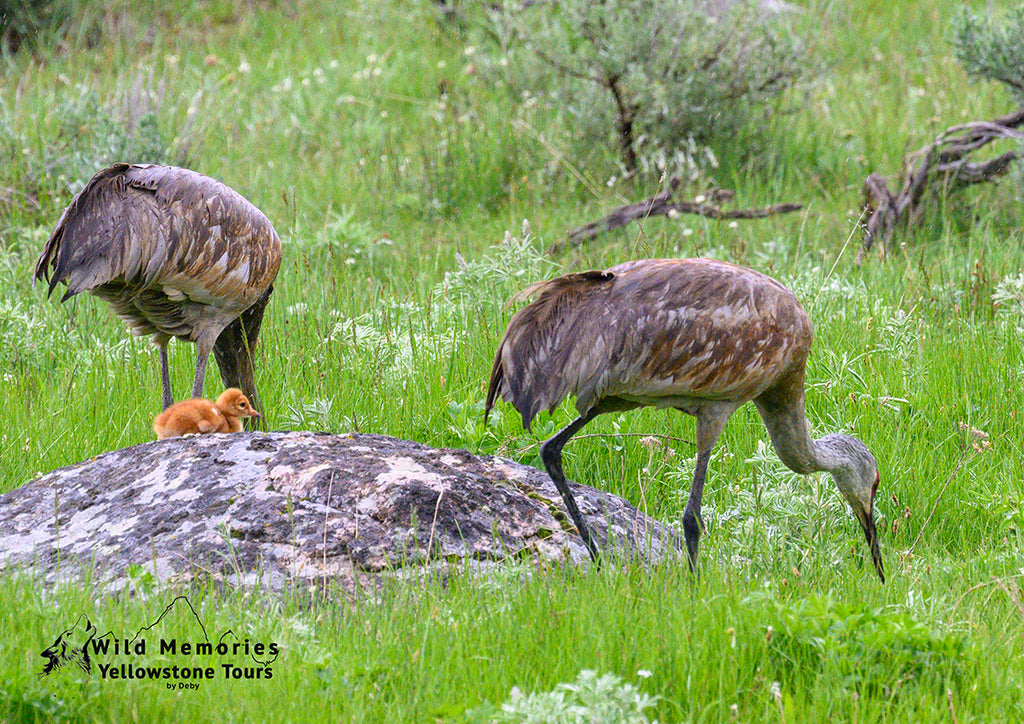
753, 388, 869, 478
754, 387, 884, 583
753, 390, 824, 475
213, 285, 273, 424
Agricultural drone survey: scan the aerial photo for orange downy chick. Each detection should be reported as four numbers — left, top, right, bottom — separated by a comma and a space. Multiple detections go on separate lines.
153, 388, 261, 440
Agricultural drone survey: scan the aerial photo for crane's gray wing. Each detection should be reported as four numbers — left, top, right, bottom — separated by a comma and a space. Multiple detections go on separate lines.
35, 163, 171, 301
587, 259, 814, 405
485, 259, 815, 429
131, 164, 282, 305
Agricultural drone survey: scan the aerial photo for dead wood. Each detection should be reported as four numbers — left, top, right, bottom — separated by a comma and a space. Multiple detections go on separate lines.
553, 176, 802, 253
859, 106, 1024, 263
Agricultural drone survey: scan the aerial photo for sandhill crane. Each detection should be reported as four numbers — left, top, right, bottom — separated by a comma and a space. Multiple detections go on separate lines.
485, 258, 884, 582
153, 388, 261, 439
35, 163, 282, 414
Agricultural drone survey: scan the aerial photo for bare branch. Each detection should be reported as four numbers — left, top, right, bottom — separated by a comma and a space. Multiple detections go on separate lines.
607, 74, 641, 175
939, 150, 1021, 188
552, 177, 802, 252
530, 45, 603, 85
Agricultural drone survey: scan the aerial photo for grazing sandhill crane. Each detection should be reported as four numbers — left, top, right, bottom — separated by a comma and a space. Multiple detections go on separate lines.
35, 163, 282, 415
486, 258, 884, 582
153, 388, 260, 439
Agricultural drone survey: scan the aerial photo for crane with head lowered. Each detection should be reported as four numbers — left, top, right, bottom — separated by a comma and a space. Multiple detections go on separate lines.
486, 257, 884, 581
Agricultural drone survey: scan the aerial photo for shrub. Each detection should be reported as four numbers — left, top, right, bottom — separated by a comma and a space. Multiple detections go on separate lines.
0, 77, 198, 224
467, 669, 658, 724
765, 595, 967, 695
489, 0, 806, 180
0, 0, 72, 54
952, 4, 1024, 103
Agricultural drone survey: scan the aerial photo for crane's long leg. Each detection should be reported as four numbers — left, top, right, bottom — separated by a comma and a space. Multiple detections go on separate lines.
154, 335, 173, 410
191, 341, 213, 400
681, 403, 739, 573
681, 447, 713, 571
539, 409, 602, 561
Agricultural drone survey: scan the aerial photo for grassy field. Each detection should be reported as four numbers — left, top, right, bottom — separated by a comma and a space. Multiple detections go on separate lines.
2, 0, 1024, 721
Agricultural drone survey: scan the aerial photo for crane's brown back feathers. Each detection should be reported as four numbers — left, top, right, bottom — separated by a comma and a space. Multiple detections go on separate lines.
485, 259, 814, 429
35, 163, 282, 344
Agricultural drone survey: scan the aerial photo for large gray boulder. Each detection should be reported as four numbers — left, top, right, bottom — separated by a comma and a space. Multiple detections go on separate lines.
0, 432, 681, 592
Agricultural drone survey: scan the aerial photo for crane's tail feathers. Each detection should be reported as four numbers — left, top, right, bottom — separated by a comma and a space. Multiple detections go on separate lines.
484, 346, 536, 431
483, 349, 503, 427
35, 250, 73, 300
487, 269, 615, 432
34, 232, 60, 291
506, 280, 549, 308
506, 270, 614, 308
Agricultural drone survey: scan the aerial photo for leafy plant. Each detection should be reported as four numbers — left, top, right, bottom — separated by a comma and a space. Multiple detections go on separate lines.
0, 0, 72, 54
284, 396, 339, 431
993, 272, 1024, 331
438, 220, 556, 303
0, 79, 195, 221
765, 595, 967, 694
295, 208, 383, 259
467, 669, 659, 724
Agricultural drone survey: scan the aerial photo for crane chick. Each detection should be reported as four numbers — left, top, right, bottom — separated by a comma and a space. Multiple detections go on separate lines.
486, 258, 884, 582
35, 163, 282, 416
153, 388, 260, 440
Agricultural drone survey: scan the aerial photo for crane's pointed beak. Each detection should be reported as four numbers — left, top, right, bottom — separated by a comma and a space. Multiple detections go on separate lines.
865, 472, 885, 583
835, 471, 885, 582
851, 493, 884, 581
865, 517, 885, 583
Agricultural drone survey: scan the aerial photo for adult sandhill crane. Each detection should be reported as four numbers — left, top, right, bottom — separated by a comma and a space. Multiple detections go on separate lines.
35, 163, 283, 415
485, 258, 885, 582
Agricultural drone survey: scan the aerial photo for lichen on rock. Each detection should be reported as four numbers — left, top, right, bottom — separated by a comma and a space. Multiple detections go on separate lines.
0, 432, 681, 592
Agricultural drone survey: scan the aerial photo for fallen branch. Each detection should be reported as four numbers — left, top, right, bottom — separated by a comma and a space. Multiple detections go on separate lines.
552, 177, 803, 253
859, 106, 1024, 263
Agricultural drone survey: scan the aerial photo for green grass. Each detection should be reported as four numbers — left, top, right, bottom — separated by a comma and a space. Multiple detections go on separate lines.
5, 561, 1022, 723
2, 0, 1024, 721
